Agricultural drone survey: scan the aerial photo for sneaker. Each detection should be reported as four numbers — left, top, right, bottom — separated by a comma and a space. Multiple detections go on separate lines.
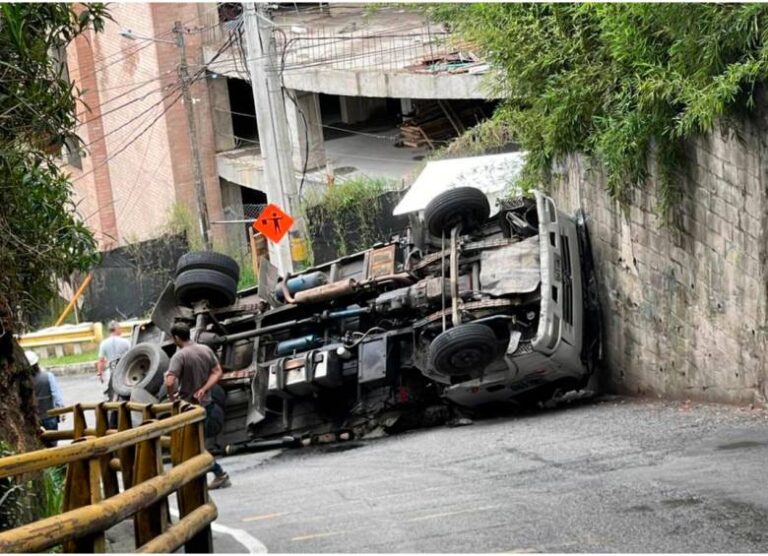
208, 473, 231, 490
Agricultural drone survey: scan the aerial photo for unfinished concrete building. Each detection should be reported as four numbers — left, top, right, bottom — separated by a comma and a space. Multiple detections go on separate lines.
200, 3, 498, 228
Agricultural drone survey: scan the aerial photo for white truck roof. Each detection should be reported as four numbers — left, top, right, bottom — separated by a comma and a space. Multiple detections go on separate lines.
393, 151, 527, 217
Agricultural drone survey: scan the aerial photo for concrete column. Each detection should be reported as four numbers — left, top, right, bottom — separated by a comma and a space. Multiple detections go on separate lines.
208, 77, 236, 152
400, 98, 414, 117
284, 90, 326, 171
339, 96, 387, 124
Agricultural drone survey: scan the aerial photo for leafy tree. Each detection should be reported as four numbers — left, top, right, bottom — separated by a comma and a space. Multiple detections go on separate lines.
0, 3, 109, 323
0, 4, 109, 458
430, 4, 768, 214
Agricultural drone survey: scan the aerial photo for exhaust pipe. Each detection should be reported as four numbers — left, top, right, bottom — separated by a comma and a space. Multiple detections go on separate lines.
293, 278, 358, 304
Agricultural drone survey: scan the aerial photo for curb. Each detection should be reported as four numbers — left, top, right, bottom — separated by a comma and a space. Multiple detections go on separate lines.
47, 361, 97, 377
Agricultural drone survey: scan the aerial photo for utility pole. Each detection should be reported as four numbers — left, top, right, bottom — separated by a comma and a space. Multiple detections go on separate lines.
242, 3, 296, 275
174, 21, 212, 251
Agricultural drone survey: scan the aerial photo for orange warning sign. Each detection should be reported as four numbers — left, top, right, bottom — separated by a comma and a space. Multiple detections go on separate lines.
253, 203, 294, 243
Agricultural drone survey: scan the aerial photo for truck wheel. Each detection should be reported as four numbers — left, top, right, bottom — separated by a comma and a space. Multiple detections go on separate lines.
112, 343, 168, 398
176, 251, 240, 281
175, 268, 237, 308
424, 187, 490, 237
428, 323, 499, 377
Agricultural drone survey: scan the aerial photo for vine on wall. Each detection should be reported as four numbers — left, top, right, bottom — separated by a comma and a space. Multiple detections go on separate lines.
429, 4, 768, 217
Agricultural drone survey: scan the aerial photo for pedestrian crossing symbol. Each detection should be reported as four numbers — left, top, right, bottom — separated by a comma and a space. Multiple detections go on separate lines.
253, 203, 294, 243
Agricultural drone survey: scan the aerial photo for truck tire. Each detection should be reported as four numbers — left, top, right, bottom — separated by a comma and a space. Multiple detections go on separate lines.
176, 251, 240, 281
424, 187, 490, 237
428, 323, 499, 377
175, 268, 237, 308
112, 343, 168, 398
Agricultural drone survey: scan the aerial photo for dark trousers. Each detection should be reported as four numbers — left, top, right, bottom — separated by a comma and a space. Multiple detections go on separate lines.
41, 417, 58, 448
204, 403, 226, 477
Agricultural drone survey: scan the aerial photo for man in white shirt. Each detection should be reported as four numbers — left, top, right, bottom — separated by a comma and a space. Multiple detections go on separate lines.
97, 320, 130, 400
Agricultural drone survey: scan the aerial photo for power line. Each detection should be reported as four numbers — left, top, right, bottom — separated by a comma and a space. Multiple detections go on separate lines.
72, 28, 237, 188
79, 81, 183, 150
72, 89, 184, 185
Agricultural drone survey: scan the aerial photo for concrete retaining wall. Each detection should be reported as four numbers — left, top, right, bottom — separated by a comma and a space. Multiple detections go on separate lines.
547, 111, 768, 405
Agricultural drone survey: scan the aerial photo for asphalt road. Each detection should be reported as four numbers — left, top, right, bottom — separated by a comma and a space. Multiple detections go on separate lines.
58, 373, 768, 553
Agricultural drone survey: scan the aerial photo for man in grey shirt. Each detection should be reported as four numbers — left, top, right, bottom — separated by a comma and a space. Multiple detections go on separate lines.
165, 321, 230, 490
97, 321, 130, 400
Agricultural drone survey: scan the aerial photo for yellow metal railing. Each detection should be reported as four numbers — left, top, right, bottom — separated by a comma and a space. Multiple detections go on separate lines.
0, 401, 216, 553
18, 322, 104, 349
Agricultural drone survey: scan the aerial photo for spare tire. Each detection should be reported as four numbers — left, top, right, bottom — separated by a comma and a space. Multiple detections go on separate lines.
424, 187, 490, 237
176, 251, 240, 281
112, 343, 169, 398
175, 268, 237, 308
428, 323, 499, 377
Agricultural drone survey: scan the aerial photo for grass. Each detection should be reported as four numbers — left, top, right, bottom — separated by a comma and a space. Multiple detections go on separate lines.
40, 349, 99, 367
237, 262, 258, 290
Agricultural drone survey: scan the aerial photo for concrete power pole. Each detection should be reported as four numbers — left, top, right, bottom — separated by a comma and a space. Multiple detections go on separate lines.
174, 21, 212, 251
242, 3, 296, 276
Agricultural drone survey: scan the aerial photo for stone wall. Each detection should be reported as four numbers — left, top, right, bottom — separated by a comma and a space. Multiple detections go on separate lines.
547, 112, 768, 405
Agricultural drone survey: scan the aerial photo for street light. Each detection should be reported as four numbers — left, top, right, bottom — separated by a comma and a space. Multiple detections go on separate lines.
119, 29, 176, 44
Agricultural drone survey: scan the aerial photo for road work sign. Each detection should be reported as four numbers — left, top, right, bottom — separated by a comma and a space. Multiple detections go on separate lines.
253, 203, 294, 243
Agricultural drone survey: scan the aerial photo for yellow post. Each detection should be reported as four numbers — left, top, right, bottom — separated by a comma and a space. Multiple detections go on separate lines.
55, 273, 93, 327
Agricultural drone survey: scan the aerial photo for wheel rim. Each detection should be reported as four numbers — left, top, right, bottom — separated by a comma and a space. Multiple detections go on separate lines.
449, 347, 486, 371
124, 354, 151, 386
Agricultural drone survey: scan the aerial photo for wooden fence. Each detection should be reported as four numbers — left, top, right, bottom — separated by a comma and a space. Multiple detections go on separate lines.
0, 401, 216, 553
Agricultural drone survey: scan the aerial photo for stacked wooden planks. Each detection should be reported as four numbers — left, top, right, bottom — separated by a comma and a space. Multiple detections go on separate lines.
399, 99, 488, 148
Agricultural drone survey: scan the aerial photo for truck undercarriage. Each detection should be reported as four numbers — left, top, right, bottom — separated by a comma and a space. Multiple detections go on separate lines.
118, 187, 600, 453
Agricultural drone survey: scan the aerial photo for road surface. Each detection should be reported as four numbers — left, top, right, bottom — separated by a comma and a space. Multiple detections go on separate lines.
58, 373, 768, 552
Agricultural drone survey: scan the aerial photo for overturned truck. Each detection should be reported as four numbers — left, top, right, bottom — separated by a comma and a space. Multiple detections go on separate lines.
115, 184, 600, 452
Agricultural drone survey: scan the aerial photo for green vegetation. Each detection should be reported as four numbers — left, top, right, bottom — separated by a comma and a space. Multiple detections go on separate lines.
430, 4, 768, 216
302, 176, 401, 257
0, 441, 64, 534
432, 118, 517, 160
0, 4, 110, 322
165, 202, 203, 251
238, 263, 258, 290
40, 349, 99, 367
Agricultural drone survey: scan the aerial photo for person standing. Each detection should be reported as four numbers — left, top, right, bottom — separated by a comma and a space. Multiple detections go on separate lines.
164, 322, 231, 490
97, 320, 130, 400
26, 350, 65, 447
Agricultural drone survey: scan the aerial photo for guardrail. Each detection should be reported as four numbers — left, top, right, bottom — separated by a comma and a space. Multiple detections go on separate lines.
0, 401, 216, 553
18, 319, 148, 360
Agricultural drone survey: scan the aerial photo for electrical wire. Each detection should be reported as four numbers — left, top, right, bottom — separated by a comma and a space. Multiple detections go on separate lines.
73, 28, 238, 189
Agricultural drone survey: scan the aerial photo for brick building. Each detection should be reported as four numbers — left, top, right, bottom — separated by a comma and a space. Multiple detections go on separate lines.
65, 3, 225, 251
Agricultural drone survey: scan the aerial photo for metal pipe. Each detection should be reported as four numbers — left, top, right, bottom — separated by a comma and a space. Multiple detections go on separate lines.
221, 318, 307, 343
279, 279, 296, 303
327, 307, 370, 319
367, 273, 415, 286
472, 262, 480, 292
293, 278, 358, 304
441, 231, 446, 332
450, 225, 461, 327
